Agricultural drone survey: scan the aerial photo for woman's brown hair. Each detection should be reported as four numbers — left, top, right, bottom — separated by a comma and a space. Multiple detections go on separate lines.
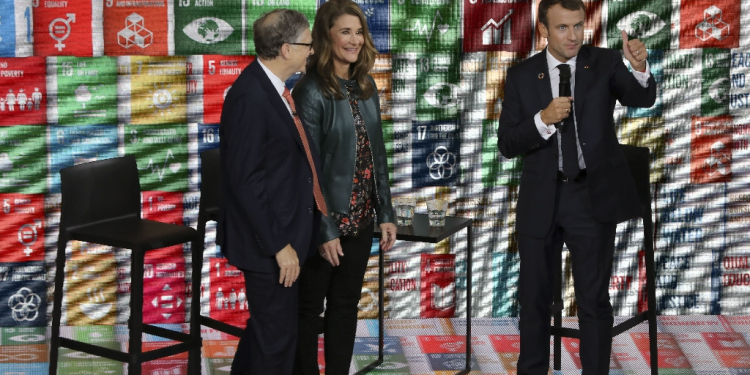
307, 0, 378, 100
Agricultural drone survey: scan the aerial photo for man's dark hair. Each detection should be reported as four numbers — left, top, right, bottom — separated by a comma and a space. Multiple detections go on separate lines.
253, 9, 309, 60
538, 0, 586, 27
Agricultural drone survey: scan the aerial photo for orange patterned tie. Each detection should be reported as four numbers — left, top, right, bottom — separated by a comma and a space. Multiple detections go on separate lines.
282, 88, 328, 217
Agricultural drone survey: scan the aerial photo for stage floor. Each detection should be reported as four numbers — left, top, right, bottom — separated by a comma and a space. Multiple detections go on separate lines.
10, 316, 750, 374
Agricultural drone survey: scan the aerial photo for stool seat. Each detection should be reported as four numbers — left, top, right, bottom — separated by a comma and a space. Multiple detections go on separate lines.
69, 216, 197, 252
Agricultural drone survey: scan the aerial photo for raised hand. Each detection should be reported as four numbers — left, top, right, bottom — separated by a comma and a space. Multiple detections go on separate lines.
621, 30, 647, 72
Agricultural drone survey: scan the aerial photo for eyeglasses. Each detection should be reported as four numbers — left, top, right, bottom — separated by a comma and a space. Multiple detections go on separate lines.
288, 42, 313, 49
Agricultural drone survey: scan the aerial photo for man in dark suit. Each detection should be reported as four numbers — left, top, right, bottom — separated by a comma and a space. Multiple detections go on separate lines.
218, 9, 325, 375
496, 0, 656, 373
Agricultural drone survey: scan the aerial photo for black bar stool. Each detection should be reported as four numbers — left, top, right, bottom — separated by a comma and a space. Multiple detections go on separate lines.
49, 155, 202, 375
196, 148, 245, 337
551, 144, 658, 374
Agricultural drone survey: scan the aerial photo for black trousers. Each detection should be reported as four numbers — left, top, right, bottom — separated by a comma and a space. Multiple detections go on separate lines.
231, 269, 299, 375
516, 178, 616, 375
294, 224, 375, 375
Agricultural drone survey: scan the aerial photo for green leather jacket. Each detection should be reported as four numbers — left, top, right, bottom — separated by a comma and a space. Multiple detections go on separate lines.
292, 73, 395, 245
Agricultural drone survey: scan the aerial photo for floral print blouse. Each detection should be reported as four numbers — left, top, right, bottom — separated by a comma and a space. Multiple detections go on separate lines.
330, 81, 375, 236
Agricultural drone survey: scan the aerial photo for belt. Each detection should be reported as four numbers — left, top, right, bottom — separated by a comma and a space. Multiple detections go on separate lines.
557, 169, 587, 183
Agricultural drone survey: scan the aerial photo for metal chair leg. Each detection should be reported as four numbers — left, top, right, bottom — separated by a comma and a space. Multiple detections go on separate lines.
129, 249, 145, 375
49, 237, 69, 375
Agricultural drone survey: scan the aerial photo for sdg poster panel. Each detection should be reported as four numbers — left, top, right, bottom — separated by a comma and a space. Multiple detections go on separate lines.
0, 0, 34, 57
606, 0, 671, 50
174, 0, 243, 56
48, 125, 119, 194
412, 120, 459, 188
679, 0, 740, 50
143, 252, 187, 324
691, 115, 732, 184
103, 0, 170, 55
0, 262, 46, 327
463, 0, 532, 54
246, 0, 316, 55
49, 56, 118, 126
209, 258, 248, 328
125, 56, 187, 125
416, 52, 459, 121
420, 254, 456, 318
140, 191, 187, 324
201, 55, 253, 124
140, 342, 187, 374
391, 0, 460, 54
125, 124, 189, 192
0, 327, 47, 345
0, 57, 47, 126
32, 0, 96, 56
701, 48, 731, 117
0, 126, 47, 195
63, 244, 117, 326
0, 194, 44, 263
198, 123, 220, 154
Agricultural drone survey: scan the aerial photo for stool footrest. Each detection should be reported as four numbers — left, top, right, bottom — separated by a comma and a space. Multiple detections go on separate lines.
550, 326, 580, 339
612, 311, 649, 336
59, 338, 130, 362
199, 315, 244, 337
142, 323, 194, 342
141, 341, 199, 362
59, 336, 201, 364
354, 359, 383, 375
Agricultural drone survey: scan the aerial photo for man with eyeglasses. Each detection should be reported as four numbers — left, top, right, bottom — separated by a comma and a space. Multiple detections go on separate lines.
219, 9, 324, 375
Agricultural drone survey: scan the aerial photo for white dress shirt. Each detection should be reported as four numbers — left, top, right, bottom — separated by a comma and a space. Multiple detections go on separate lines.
533, 49, 652, 170
257, 59, 294, 117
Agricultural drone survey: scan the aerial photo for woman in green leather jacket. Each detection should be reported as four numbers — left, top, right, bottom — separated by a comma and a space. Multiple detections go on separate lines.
292, 0, 397, 373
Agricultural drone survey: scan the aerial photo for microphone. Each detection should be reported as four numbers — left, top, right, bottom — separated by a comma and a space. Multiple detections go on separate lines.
557, 66, 572, 129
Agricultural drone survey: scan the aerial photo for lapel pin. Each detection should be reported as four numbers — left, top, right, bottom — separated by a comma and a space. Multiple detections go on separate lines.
538, 73, 544, 79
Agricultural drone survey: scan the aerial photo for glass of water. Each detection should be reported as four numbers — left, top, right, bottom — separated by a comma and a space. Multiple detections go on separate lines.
393, 196, 416, 226
427, 199, 448, 227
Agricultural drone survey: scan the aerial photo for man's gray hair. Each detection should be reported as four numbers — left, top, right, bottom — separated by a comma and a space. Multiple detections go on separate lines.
253, 9, 310, 60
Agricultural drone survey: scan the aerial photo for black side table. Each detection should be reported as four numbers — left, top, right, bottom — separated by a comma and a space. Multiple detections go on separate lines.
358, 213, 474, 375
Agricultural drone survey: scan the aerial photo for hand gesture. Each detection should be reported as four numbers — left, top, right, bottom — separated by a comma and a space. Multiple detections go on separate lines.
319, 238, 343, 266
379, 223, 397, 251
275, 244, 300, 287
621, 30, 647, 72
541, 97, 573, 125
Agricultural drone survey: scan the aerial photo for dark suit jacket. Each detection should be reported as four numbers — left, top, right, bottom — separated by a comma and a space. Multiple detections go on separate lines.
497, 46, 656, 238
218, 60, 321, 273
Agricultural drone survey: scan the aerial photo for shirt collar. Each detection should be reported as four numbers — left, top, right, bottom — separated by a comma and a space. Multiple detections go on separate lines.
546, 49, 577, 73
257, 59, 287, 96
